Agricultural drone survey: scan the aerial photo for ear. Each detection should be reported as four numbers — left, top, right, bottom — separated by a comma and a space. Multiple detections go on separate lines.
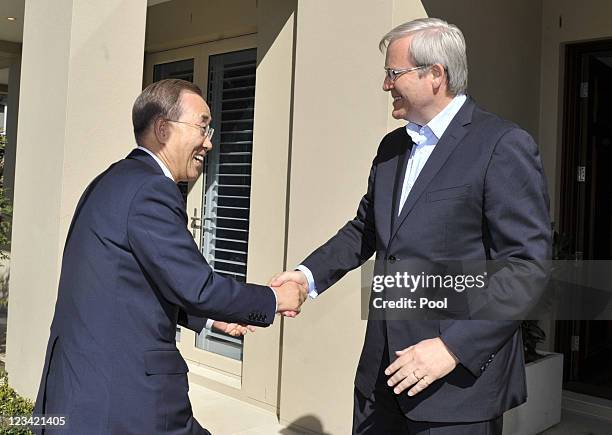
153, 117, 169, 143
430, 64, 446, 90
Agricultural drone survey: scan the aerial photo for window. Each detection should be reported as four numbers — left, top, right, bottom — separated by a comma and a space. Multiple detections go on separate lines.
196, 49, 256, 360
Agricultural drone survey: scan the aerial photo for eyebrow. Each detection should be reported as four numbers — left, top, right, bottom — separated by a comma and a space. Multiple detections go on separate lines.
201, 114, 211, 123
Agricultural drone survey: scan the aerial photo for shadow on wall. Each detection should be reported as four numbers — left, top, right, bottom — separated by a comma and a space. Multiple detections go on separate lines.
281, 415, 332, 435
419, 0, 543, 138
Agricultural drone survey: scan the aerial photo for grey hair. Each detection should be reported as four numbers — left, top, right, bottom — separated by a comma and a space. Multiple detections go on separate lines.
379, 18, 468, 95
132, 79, 203, 145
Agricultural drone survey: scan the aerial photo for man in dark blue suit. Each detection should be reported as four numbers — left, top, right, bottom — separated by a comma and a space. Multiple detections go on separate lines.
33, 79, 307, 434
272, 18, 551, 434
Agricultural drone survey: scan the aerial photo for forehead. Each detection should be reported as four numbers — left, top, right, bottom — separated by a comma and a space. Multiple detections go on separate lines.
179, 91, 211, 122
386, 35, 413, 65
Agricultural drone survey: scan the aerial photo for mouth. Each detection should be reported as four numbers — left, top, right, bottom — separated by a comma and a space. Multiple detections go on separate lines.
392, 95, 403, 104
194, 154, 205, 164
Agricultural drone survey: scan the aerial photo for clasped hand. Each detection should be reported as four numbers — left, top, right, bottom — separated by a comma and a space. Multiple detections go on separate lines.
269, 270, 309, 317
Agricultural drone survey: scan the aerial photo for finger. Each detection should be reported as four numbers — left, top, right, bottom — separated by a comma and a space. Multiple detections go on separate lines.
247, 325, 256, 332
407, 376, 431, 397
387, 363, 416, 387
385, 353, 413, 376
270, 272, 293, 287
273, 271, 308, 288
268, 273, 283, 286
392, 372, 419, 394
395, 347, 411, 356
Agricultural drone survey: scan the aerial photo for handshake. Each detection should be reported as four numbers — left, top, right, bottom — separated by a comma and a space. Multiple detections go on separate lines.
270, 270, 309, 318
211, 270, 308, 337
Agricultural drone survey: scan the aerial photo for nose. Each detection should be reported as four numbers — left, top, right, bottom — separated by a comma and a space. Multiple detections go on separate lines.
382, 76, 393, 92
203, 136, 213, 152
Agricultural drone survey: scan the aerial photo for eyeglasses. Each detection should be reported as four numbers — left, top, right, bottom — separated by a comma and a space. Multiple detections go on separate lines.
166, 120, 214, 140
384, 65, 428, 82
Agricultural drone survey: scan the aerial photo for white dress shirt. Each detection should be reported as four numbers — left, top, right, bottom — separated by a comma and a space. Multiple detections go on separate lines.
135, 147, 209, 331
137, 146, 175, 180
135, 146, 279, 328
298, 94, 467, 297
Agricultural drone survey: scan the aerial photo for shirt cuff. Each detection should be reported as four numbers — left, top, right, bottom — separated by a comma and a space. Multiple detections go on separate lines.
269, 286, 278, 312
296, 264, 319, 299
205, 319, 215, 331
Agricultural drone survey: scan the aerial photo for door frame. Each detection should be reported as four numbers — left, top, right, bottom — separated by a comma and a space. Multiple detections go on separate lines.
557, 38, 612, 400
558, 38, 612, 256
143, 34, 257, 380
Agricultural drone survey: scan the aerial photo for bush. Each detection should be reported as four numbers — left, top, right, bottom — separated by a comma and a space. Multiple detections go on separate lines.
0, 131, 11, 309
0, 371, 34, 434
0, 131, 12, 261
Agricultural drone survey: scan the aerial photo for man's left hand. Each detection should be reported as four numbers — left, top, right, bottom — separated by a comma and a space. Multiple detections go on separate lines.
212, 321, 256, 337
385, 337, 458, 397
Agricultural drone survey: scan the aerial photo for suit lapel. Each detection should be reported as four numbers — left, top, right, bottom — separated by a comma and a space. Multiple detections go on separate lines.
375, 130, 413, 248
391, 138, 413, 228
389, 98, 475, 242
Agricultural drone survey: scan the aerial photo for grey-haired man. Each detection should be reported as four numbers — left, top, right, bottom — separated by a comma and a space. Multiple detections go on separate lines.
272, 18, 550, 434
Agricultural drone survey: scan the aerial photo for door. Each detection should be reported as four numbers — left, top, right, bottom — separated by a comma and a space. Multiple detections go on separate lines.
557, 40, 612, 400
144, 35, 257, 380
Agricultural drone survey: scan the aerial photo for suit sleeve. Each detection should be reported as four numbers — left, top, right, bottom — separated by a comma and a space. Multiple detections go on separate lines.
127, 176, 276, 327
177, 310, 208, 333
440, 128, 552, 377
300, 153, 378, 293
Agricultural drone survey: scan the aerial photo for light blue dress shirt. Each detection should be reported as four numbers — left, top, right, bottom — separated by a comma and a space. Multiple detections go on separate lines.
298, 94, 467, 298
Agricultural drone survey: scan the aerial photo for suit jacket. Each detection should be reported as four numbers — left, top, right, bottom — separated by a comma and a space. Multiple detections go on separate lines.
302, 98, 551, 422
33, 149, 276, 434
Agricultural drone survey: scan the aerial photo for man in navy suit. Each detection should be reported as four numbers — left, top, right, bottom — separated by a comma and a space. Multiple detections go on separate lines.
272, 18, 551, 434
33, 79, 307, 434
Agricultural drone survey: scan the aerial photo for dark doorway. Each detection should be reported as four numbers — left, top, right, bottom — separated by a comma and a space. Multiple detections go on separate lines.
557, 39, 612, 400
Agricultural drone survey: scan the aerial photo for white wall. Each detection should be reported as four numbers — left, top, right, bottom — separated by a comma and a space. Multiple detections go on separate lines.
6, 0, 147, 399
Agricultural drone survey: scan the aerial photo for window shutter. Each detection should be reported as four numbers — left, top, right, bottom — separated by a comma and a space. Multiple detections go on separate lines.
202, 49, 256, 283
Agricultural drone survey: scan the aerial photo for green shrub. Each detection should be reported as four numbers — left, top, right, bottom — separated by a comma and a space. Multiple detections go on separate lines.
0, 371, 34, 434
0, 131, 12, 261
0, 131, 11, 309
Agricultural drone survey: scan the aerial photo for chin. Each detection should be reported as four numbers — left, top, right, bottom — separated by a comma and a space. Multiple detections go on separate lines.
391, 110, 405, 120
187, 172, 203, 182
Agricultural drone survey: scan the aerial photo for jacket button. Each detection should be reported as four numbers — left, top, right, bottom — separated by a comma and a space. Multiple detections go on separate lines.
388, 255, 397, 264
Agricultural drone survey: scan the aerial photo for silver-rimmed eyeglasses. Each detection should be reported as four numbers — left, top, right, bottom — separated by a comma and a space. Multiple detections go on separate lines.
166, 120, 214, 140
384, 65, 428, 82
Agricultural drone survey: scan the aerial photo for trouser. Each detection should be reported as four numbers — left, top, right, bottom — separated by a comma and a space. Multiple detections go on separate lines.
353, 386, 503, 435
